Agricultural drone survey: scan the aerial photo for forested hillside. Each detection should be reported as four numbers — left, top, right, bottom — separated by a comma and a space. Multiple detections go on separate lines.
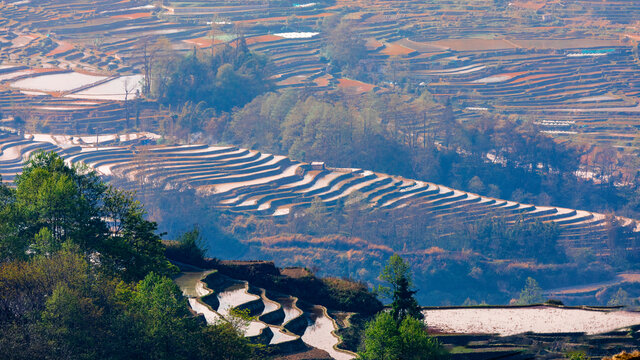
0, 153, 257, 359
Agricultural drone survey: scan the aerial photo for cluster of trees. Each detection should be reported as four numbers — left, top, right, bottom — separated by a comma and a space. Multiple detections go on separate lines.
0, 152, 255, 359
321, 15, 369, 77
148, 38, 273, 140
225, 90, 409, 174
221, 89, 640, 222
456, 217, 562, 263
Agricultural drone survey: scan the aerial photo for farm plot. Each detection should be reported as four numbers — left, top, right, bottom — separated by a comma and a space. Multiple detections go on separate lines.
11, 72, 107, 93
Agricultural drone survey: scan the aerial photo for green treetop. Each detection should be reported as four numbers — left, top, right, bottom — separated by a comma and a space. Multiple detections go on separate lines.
379, 254, 424, 322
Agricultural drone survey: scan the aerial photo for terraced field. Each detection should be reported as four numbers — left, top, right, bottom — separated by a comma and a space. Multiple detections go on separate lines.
2, 1, 640, 145
174, 268, 640, 360
0, 130, 633, 252
174, 269, 355, 359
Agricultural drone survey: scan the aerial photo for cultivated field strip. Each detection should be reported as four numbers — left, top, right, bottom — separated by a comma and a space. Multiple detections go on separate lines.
0, 131, 628, 249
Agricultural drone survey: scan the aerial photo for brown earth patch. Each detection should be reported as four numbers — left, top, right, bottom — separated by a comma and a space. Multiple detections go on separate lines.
245, 34, 284, 45
337, 78, 375, 94
380, 42, 415, 56
47, 41, 74, 56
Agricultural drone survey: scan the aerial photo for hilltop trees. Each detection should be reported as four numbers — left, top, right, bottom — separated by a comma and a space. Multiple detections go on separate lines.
322, 16, 367, 75
152, 41, 273, 113
515, 277, 544, 305
379, 254, 424, 322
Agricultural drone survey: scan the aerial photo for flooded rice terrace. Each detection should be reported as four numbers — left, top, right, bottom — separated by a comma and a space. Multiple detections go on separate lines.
302, 306, 354, 360
175, 271, 354, 357
423, 306, 640, 335
174, 271, 214, 298
276, 296, 302, 325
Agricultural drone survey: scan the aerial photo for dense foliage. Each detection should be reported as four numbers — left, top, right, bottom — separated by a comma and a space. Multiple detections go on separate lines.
0, 153, 254, 359
0, 151, 174, 281
359, 312, 446, 360
151, 41, 272, 113
164, 226, 210, 267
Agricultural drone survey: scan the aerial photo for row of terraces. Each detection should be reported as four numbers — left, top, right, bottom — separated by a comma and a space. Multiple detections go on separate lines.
2, 0, 640, 93
3, 0, 640, 150
0, 130, 635, 253
175, 266, 640, 360
420, 45, 640, 150
175, 269, 355, 360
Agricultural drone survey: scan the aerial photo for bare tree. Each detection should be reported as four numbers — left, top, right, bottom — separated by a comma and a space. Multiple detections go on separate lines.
123, 78, 137, 131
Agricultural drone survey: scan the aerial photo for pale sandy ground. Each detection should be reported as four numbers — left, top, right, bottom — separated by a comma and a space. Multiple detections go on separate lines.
423, 306, 640, 335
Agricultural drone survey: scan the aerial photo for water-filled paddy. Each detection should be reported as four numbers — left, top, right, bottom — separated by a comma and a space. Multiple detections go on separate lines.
301, 306, 354, 360
67, 74, 143, 101
277, 297, 302, 324
423, 306, 640, 335
273, 32, 319, 39
188, 298, 221, 324
216, 283, 259, 316
12, 72, 107, 92
174, 271, 214, 297
269, 326, 298, 344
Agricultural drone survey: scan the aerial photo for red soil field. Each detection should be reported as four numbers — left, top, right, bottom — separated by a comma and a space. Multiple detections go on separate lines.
46, 41, 74, 57
111, 12, 152, 20
277, 75, 308, 86
314, 75, 331, 87
245, 34, 284, 45
182, 37, 224, 48
337, 78, 375, 94
365, 38, 384, 51
380, 42, 415, 56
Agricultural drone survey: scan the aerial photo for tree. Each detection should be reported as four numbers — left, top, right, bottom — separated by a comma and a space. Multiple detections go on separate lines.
164, 225, 208, 265
515, 277, 543, 305
2, 151, 175, 281
0, 251, 253, 360
322, 16, 367, 73
607, 288, 631, 307
379, 254, 423, 322
358, 311, 445, 360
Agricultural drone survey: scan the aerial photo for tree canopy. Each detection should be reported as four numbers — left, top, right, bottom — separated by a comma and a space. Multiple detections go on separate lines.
358, 312, 446, 360
152, 41, 273, 113
1, 151, 175, 281
0, 151, 254, 359
358, 255, 445, 360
